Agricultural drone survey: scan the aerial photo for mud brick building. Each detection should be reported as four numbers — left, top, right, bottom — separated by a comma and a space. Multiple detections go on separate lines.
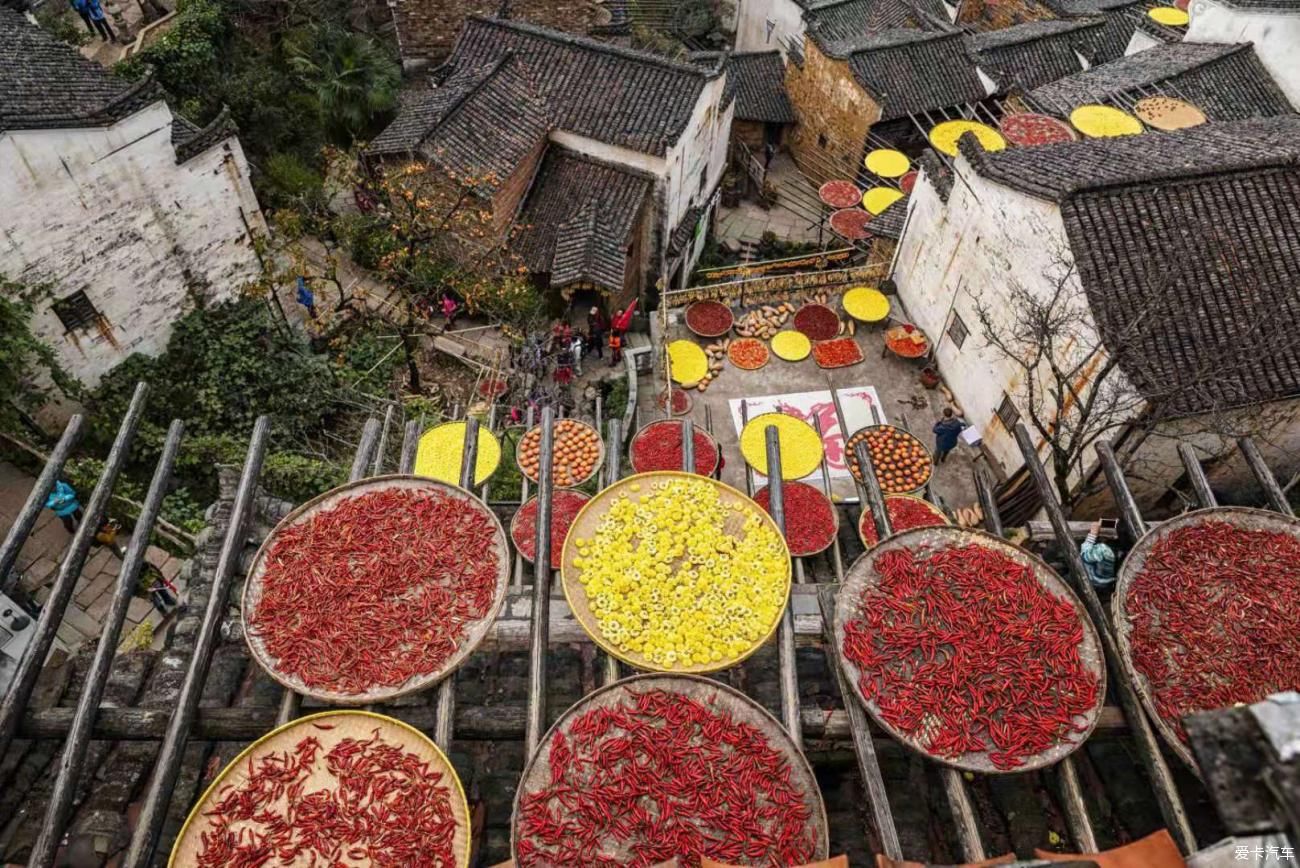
367, 17, 732, 307
0, 10, 264, 401
786, 26, 993, 180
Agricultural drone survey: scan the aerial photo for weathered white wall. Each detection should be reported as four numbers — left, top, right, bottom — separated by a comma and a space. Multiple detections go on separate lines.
1126, 28, 1161, 55
1186, 0, 1300, 109
0, 101, 265, 391
735, 0, 805, 55
893, 156, 1109, 477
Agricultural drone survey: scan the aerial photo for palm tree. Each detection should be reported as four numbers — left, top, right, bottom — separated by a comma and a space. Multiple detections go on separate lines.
287, 25, 399, 144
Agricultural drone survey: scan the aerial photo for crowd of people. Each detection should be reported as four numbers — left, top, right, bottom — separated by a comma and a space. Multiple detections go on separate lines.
545, 303, 635, 384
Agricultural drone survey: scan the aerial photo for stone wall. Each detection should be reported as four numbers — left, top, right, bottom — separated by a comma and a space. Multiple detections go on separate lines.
390, 0, 604, 64
0, 102, 265, 400
785, 39, 879, 184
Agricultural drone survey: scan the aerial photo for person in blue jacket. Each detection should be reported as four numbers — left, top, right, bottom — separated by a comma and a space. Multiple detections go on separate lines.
68, 0, 94, 33
82, 0, 115, 42
932, 407, 967, 464
46, 480, 84, 534
1081, 520, 1117, 592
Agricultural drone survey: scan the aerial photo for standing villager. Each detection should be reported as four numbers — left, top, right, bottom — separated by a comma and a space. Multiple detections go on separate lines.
84, 0, 115, 42
68, 0, 94, 33
45, 480, 84, 535
932, 407, 966, 464
296, 276, 318, 320
587, 307, 607, 359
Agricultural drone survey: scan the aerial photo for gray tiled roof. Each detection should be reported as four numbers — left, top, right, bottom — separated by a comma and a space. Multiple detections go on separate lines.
970, 18, 1101, 91
1026, 42, 1294, 121
0, 8, 152, 130
869, 198, 908, 237
514, 147, 652, 293
1068, 165, 1300, 415
1041, 0, 1144, 62
847, 29, 990, 120
804, 0, 942, 54
960, 114, 1300, 199
366, 57, 550, 191
1212, 0, 1300, 7
727, 52, 796, 123
958, 116, 1300, 413
443, 16, 714, 156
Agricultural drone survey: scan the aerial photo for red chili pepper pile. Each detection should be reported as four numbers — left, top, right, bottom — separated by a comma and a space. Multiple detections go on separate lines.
251, 488, 501, 695
656, 388, 691, 416
685, 301, 734, 337
630, 419, 719, 476
512, 489, 590, 569
727, 337, 769, 370
516, 689, 816, 867
859, 496, 948, 546
792, 304, 840, 341
811, 336, 864, 369
197, 725, 459, 866
754, 481, 837, 556
842, 543, 1100, 769
1126, 520, 1300, 742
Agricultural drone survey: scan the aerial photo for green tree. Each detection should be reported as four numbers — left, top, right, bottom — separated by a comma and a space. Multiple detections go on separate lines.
0, 277, 77, 435
286, 25, 399, 144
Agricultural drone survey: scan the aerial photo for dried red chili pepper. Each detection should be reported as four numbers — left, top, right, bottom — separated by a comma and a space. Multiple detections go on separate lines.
629, 419, 720, 476
859, 495, 948, 546
684, 301, 734, 337
517, 689, 817, 867
727, 338, 769, 370
512, 489, 590, 569
842, 543, 1100, 769
753, 481, 837, 556
196, 729, 459, 867
811, 337, 864, 369
1125, 520, 1300, 742
792, 304, 840, 341
250, 487, 502, 695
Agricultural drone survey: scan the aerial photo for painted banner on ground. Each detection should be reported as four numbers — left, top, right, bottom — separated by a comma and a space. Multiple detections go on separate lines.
728, 388, 886, 480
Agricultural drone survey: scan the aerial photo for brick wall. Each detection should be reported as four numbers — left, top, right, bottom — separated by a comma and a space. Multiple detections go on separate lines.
731, 119, 766, 152
391, 0, 604, 63
491, 137, 548, 238
785, 39, 879, 184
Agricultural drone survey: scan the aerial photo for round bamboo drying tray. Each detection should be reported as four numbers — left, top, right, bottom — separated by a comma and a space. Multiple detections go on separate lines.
1112, 506, 1300, 771
684, 300, 734, 338
241, 475, 510, 704
834, 526, 1106, 773
414, 420, 502, 486
560, 471, 792, 673
857, 493, 950, 549
511, 673, 829, 864
844, 425, 934, 495
516, 419, 606, 488
628, 418, 722, 477
727, 336, 770, 370
509, 487, 591, 567
753, 480, 840, 556
170, 710, 471, 868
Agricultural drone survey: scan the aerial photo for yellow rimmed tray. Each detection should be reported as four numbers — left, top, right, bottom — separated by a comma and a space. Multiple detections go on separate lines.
170, 710, 471, 868
511, 673, 829, 866
560, 472, 792, 673
833, 526, 1106, 774
241, 475, 510, 705
414, 420, 502, 486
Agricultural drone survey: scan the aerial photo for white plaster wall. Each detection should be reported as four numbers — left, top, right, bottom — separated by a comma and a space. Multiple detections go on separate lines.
0, 101, 265, 390
1186, 0, 1300, 109
735, 0, 805, 55
893, 159, 1107, 477
1126, 28, 1161, 55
